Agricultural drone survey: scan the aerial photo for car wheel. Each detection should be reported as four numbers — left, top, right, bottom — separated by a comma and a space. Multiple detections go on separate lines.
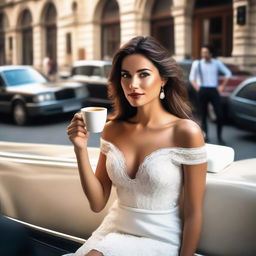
13, 102, 28, 125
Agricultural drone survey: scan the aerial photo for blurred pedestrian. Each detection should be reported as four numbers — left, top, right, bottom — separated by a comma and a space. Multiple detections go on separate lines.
42, 56, 50, 76
48, 57, 58, 82
189, 45, 231, 144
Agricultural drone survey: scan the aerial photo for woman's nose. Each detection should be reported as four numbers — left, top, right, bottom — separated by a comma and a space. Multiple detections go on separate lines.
129, 76, 139, 89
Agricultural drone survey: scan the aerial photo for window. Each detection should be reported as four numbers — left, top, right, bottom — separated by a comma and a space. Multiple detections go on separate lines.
236, 83, 256, 101
72, 66, 101, 77
103, 65, 111, 78
151, 0, 174, 54
9, 36, 12, 50
66, 33, 72, 54
43, 3, 57, 60
19, 9, 33, 65
101, 0, 120, 59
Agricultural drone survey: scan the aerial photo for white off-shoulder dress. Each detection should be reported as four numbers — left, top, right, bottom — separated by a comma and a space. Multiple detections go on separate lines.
64, 138, 207, 256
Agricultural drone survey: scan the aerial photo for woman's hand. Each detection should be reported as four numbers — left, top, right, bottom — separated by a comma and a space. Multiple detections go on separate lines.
67, 113, 89, 150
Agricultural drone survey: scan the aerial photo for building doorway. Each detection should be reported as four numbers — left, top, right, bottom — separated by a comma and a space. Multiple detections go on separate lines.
101, 0, 120, 60
19, 9, 33, 65
151, 0, 174, 54
43, 3, 57, 60
193, 0, 233, 58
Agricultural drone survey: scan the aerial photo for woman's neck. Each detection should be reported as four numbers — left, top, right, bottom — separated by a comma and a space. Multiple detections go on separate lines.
132, 99, 175, 127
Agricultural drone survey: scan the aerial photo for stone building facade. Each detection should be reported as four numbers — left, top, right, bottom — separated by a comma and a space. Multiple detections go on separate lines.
0, 0, 255, 73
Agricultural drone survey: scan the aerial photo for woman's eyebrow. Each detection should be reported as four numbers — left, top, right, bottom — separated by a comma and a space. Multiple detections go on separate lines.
121, 68, 152, 73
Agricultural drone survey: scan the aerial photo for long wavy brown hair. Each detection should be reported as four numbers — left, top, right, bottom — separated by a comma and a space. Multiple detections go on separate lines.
108, 36, 191, 121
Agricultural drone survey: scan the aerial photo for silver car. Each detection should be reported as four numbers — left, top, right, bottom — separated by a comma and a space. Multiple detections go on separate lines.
68, 60, 112, 108
0, 66, 88, 125
228, 77, 256, 132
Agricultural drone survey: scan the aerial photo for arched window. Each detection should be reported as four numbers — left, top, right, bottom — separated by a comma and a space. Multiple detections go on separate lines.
193, 0, 233, 58
151, 0, 174, 54
19, 9, 33, 65
101, 0, 120, 60
43, 3, 57, 60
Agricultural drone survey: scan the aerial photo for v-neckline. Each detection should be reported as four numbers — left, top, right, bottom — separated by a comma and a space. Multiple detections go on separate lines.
101, 138, 176, 181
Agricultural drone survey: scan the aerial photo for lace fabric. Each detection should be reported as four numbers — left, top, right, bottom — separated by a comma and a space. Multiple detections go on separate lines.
100, 138, 207, 210
100, 138, 207, 165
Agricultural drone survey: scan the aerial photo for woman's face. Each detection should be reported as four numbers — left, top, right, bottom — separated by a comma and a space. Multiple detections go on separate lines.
120, 54, 166, 107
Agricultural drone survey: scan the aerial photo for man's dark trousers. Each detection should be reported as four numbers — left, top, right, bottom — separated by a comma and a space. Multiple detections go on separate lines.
198, 87, 223, 140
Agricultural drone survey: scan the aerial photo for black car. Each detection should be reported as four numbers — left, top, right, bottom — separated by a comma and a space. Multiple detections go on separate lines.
0, 66, 88, 125
228, 77, 256, 132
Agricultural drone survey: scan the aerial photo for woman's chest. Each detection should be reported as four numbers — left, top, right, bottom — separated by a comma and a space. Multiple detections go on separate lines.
110, 132, 175, 179
105, 147, 183, 189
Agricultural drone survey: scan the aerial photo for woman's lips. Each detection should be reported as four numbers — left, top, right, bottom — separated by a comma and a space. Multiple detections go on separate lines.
128, 93, 145, 99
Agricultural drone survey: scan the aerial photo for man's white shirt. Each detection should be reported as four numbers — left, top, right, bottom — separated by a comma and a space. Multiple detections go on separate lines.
189, 59, 232, 88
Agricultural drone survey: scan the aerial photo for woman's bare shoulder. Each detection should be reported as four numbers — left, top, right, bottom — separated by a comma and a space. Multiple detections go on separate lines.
173, 119, 205, 148
102, 120, 123, 141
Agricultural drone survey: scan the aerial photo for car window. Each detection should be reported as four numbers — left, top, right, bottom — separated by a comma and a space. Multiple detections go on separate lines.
103, 65, 112, 78
72, 66, 101, 77
236, 82, 256, 101
178, 63, 191, 81
2, 69, 47, 86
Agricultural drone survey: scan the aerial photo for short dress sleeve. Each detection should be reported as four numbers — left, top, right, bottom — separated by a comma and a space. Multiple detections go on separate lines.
171, 146, 207, 166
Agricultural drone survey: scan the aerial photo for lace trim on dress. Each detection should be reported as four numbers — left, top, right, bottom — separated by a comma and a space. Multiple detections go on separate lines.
100, 138, 207, 167
100, 139, 111, 155
170, 147, 207, 166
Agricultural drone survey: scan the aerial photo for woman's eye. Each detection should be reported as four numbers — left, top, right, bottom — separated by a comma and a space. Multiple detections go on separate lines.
121, 73, 130, 78
140, 72, 149, 78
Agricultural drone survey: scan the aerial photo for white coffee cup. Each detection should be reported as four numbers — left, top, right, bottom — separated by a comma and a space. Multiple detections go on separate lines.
80, 107, 107, 133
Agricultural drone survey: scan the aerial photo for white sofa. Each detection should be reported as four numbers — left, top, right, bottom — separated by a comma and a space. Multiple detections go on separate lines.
0, 141, 255, 255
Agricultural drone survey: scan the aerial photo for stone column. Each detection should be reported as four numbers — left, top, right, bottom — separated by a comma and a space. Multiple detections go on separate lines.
89, 21, 101, 60
33, 24, 43, 69
232, 0, 256, 73
172, 5, 193, 60
120, 11, 142, 45
12, 30, 19, 65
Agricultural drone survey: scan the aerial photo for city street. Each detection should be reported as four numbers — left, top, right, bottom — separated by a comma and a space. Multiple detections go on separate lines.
0, 113, 255, 161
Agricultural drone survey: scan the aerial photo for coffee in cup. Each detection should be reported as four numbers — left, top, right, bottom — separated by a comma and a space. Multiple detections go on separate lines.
80, 107, 107, 133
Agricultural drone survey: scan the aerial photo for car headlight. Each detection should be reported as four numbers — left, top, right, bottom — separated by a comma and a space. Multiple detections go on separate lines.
33, 93, 55, 102
76, 87, 88, 97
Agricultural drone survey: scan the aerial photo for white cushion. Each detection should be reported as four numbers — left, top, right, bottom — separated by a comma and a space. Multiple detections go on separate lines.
205, 144, 235, 173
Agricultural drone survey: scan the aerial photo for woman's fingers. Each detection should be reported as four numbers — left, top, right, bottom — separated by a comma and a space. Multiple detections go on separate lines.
71, 113, 83, 122
67, 119, 85, 130
69, 131, 87, 139
67, 125, 87, 136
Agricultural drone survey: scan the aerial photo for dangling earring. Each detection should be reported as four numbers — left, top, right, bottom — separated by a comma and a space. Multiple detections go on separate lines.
160, 86, 165, 100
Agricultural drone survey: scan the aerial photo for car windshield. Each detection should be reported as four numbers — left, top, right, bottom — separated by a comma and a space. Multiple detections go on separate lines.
2, 68, 47, 86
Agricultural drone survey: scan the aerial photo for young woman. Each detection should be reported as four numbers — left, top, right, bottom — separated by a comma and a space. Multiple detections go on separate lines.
66, 36, 207, 256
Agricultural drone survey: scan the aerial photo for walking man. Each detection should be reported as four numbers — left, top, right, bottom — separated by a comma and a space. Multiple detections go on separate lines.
189, 45, 231, 144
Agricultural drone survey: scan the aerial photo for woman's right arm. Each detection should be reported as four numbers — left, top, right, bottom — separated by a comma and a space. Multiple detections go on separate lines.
67, 113, 112, 212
